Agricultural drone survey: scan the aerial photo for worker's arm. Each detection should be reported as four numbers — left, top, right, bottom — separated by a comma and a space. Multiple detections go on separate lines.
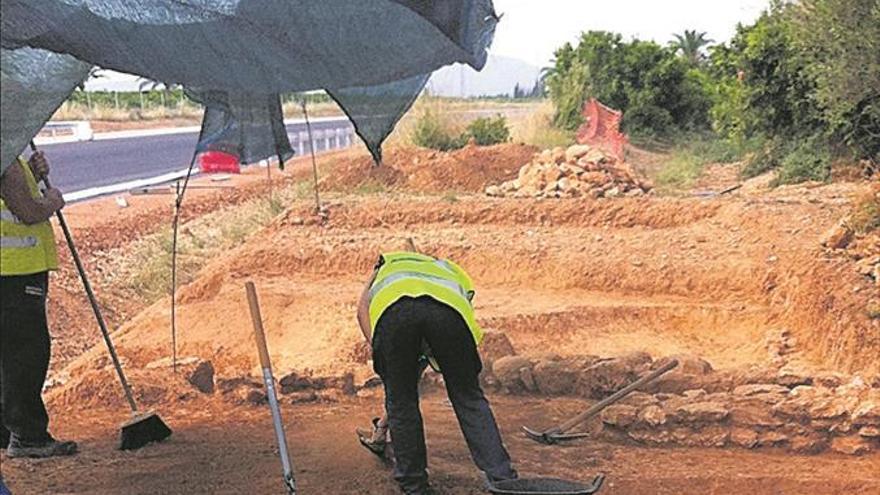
356, 267, 379, 342
0, 158, 64, 225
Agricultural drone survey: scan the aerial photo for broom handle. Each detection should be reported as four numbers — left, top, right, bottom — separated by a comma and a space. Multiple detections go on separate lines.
29, 143, 140, 413
554, 358, 678, 434
246, 282, 296, 494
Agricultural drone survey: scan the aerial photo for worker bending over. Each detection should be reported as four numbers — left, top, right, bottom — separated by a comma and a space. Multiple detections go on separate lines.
357, 251, 517, 494
1, 152, 77, 458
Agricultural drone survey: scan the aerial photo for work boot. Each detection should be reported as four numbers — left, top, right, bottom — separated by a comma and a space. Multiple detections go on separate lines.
6, 435, 78, 459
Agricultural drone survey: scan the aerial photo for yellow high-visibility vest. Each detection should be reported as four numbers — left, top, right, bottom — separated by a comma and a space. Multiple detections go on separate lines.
0, 157, 58, 276
368, 251, 483, 346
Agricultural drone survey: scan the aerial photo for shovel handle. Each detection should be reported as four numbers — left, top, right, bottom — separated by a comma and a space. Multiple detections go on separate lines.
554, 358, 679, 434
29, 140, 140, 414
245, 282, 272, 370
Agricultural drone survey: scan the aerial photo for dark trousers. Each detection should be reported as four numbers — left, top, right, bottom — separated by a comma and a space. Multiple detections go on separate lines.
372, 296, 516, 494
0, 272, 52, 443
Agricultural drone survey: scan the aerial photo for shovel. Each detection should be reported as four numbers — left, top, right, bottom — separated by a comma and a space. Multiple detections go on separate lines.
523, 359, 678, 445
29, 141, 172, 450
246, 282, 297, 495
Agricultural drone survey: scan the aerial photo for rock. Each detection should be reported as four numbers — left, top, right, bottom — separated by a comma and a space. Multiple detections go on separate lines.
533, 360, 578, 395
858, 426, 880, 437
830, 435, 873, 455
145, 356, 214, 394
690, 425, 729, 447
730, 428, 759, 448
628, 428, 672, 445
852, 397, 880, 425
339, 373, 357, 396
288, 390, 319, 404
479, 331, 517, 367
604, 186, 621, 198
557, 177, 572, 192
683, 389, 708, 401
188, 360, 215, 394
565, 144, 592, 162
821, 221, 854, 249
217, 376, 262, 394
807, 395, 850, 420
601, 404, 638, 428
637, 405, 667, 427
580, 172, 610, 186
551, 147, 567, 164
777, 368, 813, 388
756, 430, 788, 447
485, 185, 502, 197
789, 433, 828, 454
492, 356, 533, 393
733, 384, 790, 397
813, 372, 845, 388
772, 385, 830, 420
675, 401, 730, 423
520, 366, 538, 392
648, 371, 705, 395
730, 398, 784, 427
577, 358, 642, 398
581, 149, 607, 164
279, 372, 322, 394
668, 354, 713, 375
234, 387, 267, 406
621, 392, 659, 408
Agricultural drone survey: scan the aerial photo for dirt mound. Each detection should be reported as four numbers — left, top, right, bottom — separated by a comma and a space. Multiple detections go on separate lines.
321, 143, 537, 193
486, 144, 652, 199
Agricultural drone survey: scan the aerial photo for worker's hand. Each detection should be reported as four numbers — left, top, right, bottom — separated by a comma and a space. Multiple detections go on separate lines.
28, 151, 50, 181
44, 187, 65, 212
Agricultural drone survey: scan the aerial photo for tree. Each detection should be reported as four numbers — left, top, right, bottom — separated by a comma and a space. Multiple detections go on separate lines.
789, 0, 880, 159
544, 31, 711, 135
670, 30, 713, 65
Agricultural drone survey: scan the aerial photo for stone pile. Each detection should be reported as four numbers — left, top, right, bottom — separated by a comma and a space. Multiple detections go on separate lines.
474, 332, 880, 455
485, 144, 652, 199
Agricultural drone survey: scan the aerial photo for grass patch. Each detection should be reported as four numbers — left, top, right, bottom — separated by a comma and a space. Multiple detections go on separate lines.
651, 134, 756, 191
508, 101, 574, 149
105, 180, 312, 304
353, 179, 389, 195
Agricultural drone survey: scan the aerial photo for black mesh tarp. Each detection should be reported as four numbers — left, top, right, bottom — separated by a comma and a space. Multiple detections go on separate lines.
1, 0, 498, 172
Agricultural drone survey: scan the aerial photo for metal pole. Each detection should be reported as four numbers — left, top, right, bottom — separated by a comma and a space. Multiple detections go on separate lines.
300, 100, 321, 213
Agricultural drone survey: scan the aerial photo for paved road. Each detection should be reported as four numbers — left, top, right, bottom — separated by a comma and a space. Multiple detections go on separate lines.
38, 117, 353, 195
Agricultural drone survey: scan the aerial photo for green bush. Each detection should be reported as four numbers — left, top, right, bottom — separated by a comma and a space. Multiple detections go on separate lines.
544, 31, 712, 136
410, 108, 466, 151
464, 115, 510, 146
776, 137, 831, 184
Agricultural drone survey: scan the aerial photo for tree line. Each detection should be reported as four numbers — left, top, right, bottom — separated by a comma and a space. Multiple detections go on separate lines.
543, 0, 879, 183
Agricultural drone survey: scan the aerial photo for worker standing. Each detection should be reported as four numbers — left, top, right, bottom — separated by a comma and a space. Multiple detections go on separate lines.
356, 251, 517, 494
0, 152, 77, 458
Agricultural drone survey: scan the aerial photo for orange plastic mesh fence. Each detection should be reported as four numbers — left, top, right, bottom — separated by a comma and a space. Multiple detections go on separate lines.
576, 98, 628, 160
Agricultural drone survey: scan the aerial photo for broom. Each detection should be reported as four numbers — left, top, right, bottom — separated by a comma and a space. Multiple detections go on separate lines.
30, 141, 172, 450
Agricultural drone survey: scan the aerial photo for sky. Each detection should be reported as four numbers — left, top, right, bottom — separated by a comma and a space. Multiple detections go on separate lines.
490, 0, 769, 67
87, 0, 770, 91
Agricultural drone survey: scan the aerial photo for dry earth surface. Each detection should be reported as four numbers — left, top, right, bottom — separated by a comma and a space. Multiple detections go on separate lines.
2, 142, 878, 494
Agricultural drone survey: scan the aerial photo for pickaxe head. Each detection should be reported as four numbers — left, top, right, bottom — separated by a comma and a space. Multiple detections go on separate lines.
522, 426, 590, 445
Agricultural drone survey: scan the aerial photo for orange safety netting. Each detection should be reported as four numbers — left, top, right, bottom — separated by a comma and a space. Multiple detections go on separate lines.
576, 98, 628, 160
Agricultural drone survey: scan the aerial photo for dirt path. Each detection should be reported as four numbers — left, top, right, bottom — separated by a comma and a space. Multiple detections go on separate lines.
3, 393, 879, 494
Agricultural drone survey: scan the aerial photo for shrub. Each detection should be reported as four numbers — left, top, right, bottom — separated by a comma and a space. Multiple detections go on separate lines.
464, 115, 510, 146
410, 108, 466, 151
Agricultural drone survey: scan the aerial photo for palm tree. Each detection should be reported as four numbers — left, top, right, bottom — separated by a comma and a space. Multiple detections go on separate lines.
671, 30, 713, 65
